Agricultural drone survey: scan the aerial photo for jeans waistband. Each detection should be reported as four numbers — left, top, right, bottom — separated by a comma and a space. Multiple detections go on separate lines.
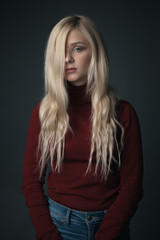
48, 197, 107, 219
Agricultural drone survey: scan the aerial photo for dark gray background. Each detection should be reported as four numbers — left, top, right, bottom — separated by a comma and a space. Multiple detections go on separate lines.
1, 0, 160, 239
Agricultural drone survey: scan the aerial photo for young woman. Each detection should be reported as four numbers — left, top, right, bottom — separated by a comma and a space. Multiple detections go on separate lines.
22, 15, 143, 240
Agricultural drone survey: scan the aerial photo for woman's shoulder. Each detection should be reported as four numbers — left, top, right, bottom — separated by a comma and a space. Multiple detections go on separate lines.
32, 101, 41, 111
29, 101, 41, 124
116, 99, 139, 124
116, 99, 136, 113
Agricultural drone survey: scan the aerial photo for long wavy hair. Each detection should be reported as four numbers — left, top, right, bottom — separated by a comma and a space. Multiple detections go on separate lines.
38, 15, 123, 180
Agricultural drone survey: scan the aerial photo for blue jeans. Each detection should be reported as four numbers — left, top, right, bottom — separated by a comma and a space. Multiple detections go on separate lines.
48, 197, 130, 240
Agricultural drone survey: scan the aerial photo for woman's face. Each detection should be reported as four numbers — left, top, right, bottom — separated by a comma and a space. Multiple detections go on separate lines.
64, 29, 92, 86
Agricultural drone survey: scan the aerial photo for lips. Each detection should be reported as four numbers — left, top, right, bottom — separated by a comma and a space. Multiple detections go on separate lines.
65, 68, 77, 73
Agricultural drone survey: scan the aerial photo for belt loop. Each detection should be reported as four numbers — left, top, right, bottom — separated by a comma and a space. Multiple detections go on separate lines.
104, 209, 107, 214
66, 208, 71, 225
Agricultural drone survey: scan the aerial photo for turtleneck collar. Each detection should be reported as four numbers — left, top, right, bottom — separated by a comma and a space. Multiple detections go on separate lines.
67, 82, 91, 105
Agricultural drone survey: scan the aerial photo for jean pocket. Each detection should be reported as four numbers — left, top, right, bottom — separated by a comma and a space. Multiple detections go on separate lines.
49, 207, 66, 227
50, 212, 66, 227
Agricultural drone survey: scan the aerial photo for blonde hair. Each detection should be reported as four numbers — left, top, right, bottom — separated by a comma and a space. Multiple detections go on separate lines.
38, 15, 123, 180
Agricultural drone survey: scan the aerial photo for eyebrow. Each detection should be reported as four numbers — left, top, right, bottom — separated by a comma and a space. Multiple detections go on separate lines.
70, 41, 86, 46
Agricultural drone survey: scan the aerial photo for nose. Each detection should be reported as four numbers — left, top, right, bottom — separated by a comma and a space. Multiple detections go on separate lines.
65, 50, 74, 64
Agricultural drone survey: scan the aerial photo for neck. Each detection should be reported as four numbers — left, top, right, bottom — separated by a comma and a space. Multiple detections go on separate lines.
67, 81, 91, 105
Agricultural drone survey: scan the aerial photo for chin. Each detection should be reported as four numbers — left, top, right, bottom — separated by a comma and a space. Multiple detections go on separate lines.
66, 79, 78, 83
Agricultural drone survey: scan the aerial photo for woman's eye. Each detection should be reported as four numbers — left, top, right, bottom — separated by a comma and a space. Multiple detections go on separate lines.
73, 47, 83, 52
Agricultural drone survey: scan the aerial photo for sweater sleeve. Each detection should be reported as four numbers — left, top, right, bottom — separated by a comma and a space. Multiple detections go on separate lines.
21, 103, 62, 240
94, 100, 144, 240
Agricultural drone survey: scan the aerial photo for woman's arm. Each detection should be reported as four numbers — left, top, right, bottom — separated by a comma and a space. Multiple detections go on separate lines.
94, 100, 144, 240
21, 103, 62, 240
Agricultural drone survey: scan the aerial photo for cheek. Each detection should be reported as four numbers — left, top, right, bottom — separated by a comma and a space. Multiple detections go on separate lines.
81, 54, 91, 70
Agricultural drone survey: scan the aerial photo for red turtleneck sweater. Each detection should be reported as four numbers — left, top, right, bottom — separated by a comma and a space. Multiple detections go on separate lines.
21, 83, 143, 240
